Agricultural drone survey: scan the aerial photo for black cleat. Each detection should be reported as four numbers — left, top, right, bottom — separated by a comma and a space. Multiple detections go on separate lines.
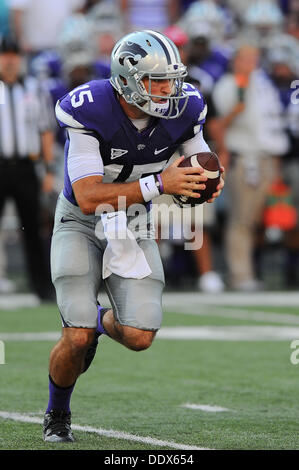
43, 409, 75, 442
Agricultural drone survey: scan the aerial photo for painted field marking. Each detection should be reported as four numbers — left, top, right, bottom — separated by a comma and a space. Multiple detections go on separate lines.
157, 326, 299, 341
1, 291, 299, 311
0, 294, 40, 310
2, 325, 299, 342
162, 291, 299, 307
0, 340, 4, 364
0, 411, 210, 450
2, 326, 299, 342
2, 293, 299, 328
181, 404, 230, 412
0, 332, 60, 341
164, 304, 299, 326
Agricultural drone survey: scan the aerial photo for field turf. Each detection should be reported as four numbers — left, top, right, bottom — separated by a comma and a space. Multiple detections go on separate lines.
1, 295, 299, 451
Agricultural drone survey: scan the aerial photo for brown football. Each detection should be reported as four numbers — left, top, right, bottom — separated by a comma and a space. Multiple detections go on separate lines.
173, 152, 221, 206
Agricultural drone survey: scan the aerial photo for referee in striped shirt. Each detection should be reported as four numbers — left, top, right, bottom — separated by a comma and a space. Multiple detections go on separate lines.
0, 36, 55, 300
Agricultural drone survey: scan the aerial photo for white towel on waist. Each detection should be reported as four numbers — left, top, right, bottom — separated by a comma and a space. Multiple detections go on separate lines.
101, 211, 152, 280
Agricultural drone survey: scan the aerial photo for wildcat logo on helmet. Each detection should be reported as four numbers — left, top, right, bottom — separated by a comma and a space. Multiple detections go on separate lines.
117, 41, 148, 65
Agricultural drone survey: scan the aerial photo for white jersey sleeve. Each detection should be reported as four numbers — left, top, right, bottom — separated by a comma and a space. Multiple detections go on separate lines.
67, 129, 104, 184
181, 130, 211, 157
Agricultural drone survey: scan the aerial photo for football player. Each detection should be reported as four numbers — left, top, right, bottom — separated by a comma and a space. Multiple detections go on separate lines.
43, 30, 224, 442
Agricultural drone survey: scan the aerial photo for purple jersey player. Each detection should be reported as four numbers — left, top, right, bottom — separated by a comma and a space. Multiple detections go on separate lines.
43, 30, 224, 443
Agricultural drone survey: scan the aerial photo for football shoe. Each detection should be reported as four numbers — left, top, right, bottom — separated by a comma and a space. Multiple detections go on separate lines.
43, 409, 75, 443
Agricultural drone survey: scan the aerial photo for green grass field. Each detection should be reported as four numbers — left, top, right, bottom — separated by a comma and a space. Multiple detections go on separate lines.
1, 293, 299, 450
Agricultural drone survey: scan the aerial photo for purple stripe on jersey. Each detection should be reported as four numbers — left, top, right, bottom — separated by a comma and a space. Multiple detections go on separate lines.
71, 172, 104, 184
62, 138, 78, 205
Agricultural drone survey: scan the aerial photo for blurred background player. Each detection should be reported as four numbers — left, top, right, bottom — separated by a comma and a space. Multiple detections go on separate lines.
120, 0, 181, 32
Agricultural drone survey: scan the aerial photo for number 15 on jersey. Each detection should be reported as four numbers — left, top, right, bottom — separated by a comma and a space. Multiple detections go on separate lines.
69, 85, 94, 108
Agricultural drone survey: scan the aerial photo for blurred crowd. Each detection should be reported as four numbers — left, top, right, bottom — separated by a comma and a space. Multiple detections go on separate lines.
0, 0, 298, 298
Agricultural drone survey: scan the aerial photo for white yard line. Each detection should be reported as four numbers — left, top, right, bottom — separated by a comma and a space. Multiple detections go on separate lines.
181, 404, 230, 412
0, 411, 210, 450
2, 325, 299, 342
164, 305, 299, 325
1, 291, 299, 311
161, 292, 299, 325
162, 291, 299, 307
0, 332, 60, 341
2, 293, 299, 326
157, 326, 299, 341
0, 294, 40, 310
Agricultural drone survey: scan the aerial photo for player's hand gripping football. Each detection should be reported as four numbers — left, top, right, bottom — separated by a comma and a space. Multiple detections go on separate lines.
160, 156, 224, 202
161, 156, 207, 200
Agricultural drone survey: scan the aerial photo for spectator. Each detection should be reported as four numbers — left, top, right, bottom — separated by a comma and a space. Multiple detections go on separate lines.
34, 48, 97, 189
240, 0, 284, 52
0, 36, 56, 300
163, 24, 189, 63
211, 45, 289, 291
88, 1, 124, 35
0, 0, 10, 37
87, 1, 123, 76
9, 0, 85, 55
195, 91, 226, 293
57, 2, 117, 80
188, 33, 226, 88
164, 24, 225, 292
179, 2, 231, 95
120, 0, 180, 32
267, 43, 299, 286
286, 0, 299, 40
283, 100, 299, 286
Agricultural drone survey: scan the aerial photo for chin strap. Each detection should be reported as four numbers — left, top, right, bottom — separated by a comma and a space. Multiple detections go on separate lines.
141, 99, 170, 116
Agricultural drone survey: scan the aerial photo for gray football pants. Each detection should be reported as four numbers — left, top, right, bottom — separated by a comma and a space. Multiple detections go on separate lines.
50, 193, 165, 330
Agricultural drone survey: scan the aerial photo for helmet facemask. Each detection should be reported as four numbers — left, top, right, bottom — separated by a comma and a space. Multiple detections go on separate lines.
132, 68, 188, 119
110, 31, 189, 119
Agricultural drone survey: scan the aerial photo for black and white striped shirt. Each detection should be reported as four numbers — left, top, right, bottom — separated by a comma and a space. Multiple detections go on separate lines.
0, 76, 55, 160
